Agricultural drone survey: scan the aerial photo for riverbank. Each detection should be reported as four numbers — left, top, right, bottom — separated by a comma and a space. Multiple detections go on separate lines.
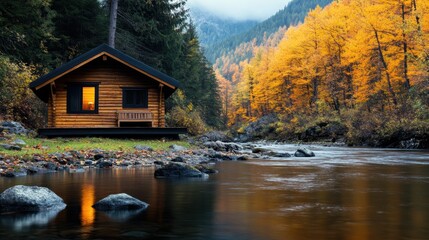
0, 133, 323, 178
0, 130, 259, 178
227, 115, 429, 149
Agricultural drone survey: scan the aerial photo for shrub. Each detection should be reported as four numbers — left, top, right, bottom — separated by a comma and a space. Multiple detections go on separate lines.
166, 106, 208, 135
0, 56, 46, 129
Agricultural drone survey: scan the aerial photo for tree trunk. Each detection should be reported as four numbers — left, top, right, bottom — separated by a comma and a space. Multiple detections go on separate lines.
412, 0, 421, 32
108, 0, 118, 48
373, 29, 398, 106
402, 3, 411, 89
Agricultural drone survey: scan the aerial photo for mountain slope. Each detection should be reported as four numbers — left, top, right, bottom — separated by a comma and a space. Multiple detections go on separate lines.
190, 8, 258, 49
206, 0, 333, 63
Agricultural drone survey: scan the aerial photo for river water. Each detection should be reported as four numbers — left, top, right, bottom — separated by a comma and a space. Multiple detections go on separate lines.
0, 145, 428, 240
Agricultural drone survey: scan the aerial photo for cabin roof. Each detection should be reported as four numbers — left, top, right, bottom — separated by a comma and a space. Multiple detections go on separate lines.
29, 44, 180, 99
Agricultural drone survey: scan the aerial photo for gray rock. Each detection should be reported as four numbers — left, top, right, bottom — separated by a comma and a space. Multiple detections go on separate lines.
237, 156, 249, 161
1, 121, 29, 135
294, 148, 315, 157
1, 169, 28, 177
0, 185, 66, 212
92, 193, 149, 211
171, 156, 185, 163
84, 160, 94, 165
169, 144, 187, 151
97, 160, 112, 168
199, 131, 233, 142
26, 166, 54, 174
44, 162, 57, 170
400, 138, 421, 149
93, 153, 105, 160
195, 164, 218, 174
154, 162, 208, 178
1, 144, 22, 151
134, 145, 153, 151
268, 152, 292, 158
251, 147, 270, 154
69, 168, 85, 173
11, 139, 26, 146
203, 141, 243, 152
153, 161, 165, 166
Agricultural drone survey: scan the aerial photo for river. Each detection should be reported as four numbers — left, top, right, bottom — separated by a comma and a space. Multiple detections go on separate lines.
0, 144, 428, 240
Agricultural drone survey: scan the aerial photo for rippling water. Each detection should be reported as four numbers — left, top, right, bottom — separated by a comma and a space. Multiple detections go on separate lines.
1, 145, 428, 240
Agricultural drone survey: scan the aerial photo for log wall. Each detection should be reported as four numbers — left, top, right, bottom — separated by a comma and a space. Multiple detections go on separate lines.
47, 57, 165, 128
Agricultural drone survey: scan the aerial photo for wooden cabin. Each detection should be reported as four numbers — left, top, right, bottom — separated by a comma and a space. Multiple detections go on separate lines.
30, 44, 186, 137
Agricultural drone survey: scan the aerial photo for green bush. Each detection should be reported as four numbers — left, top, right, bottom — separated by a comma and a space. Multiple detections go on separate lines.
166, 106, 208, 136
0, 56, 46, 128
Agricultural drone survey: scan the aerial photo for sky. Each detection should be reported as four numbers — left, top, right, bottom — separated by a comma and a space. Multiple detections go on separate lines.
187, 0, 292, 21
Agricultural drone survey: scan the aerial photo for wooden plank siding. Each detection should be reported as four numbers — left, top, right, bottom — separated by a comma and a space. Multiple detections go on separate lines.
47, 58, 165, 128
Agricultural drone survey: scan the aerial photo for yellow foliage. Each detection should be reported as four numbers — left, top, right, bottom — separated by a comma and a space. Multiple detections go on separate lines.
215, 0, 429, 126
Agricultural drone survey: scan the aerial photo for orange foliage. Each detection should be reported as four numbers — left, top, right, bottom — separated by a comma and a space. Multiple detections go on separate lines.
215, 0, 429, 126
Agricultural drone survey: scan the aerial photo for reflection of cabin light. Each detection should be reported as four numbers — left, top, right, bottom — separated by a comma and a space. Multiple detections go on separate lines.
81, 184, 95, 226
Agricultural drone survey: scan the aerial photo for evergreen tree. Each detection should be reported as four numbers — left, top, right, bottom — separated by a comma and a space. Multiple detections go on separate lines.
49, 0, 108, 66
0, 0, 55, 66
116, 0, 222, 128
115, 0, 187, 74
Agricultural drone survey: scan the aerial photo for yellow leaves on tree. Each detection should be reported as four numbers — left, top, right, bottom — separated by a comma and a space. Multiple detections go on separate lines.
215, 0, 429, 126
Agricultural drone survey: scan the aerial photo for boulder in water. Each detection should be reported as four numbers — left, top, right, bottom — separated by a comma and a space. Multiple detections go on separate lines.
154, 162, 208, 178
268, 152, 292, 158
0, 185, 66, 212
294, 148, 315, 157
251, 147, 270, 154
92, 193, 149, 211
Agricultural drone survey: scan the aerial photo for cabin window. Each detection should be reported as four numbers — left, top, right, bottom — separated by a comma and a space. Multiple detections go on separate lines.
122, 88, 148, 108
67, 83, 99, 114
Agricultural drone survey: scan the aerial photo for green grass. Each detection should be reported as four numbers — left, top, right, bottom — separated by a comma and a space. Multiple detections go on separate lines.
0, 136, 191, 157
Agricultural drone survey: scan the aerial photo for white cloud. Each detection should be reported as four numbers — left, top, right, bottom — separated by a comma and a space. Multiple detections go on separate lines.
187, 0, 291, 21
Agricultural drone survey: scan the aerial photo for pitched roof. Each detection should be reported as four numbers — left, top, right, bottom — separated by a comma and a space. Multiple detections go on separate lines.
30, 44, 180, 91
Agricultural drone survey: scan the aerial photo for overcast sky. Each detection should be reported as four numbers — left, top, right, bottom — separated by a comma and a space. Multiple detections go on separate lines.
187, 0, 292, 21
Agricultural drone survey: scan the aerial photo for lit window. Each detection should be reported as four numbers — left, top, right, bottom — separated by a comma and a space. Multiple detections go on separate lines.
67, 83, 98, 114
82, 87, 95, 111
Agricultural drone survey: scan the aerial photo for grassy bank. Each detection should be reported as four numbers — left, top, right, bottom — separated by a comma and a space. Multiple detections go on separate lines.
0, 137, 191, 157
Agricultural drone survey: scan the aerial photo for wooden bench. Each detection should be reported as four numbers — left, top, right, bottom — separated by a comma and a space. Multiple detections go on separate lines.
117, 110, 153, 127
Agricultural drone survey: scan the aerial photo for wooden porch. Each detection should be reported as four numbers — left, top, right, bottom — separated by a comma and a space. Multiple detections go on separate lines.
38, 127, 187, 139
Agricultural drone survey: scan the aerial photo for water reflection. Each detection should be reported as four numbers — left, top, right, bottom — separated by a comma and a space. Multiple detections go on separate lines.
0, 147, 428, 240
0, 209, 63, 231
81, 184, 95, 226
101, 209, 145, 222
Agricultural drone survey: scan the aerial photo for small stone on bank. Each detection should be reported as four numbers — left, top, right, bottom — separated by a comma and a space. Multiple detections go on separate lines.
1, 144, 22, 151
12, 139, 26, 146
134, 145, 153, 151
169, 144, 186, 151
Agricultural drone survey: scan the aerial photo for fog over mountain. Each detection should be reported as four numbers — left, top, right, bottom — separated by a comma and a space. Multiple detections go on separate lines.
187, 0, 291, 21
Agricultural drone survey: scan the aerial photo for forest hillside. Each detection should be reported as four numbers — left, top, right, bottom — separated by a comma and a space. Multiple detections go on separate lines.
218, 0, 429, 148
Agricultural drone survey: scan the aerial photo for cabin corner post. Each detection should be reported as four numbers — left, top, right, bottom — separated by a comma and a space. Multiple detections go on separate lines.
158, 84, 165, 128
49, 82, 56, 127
